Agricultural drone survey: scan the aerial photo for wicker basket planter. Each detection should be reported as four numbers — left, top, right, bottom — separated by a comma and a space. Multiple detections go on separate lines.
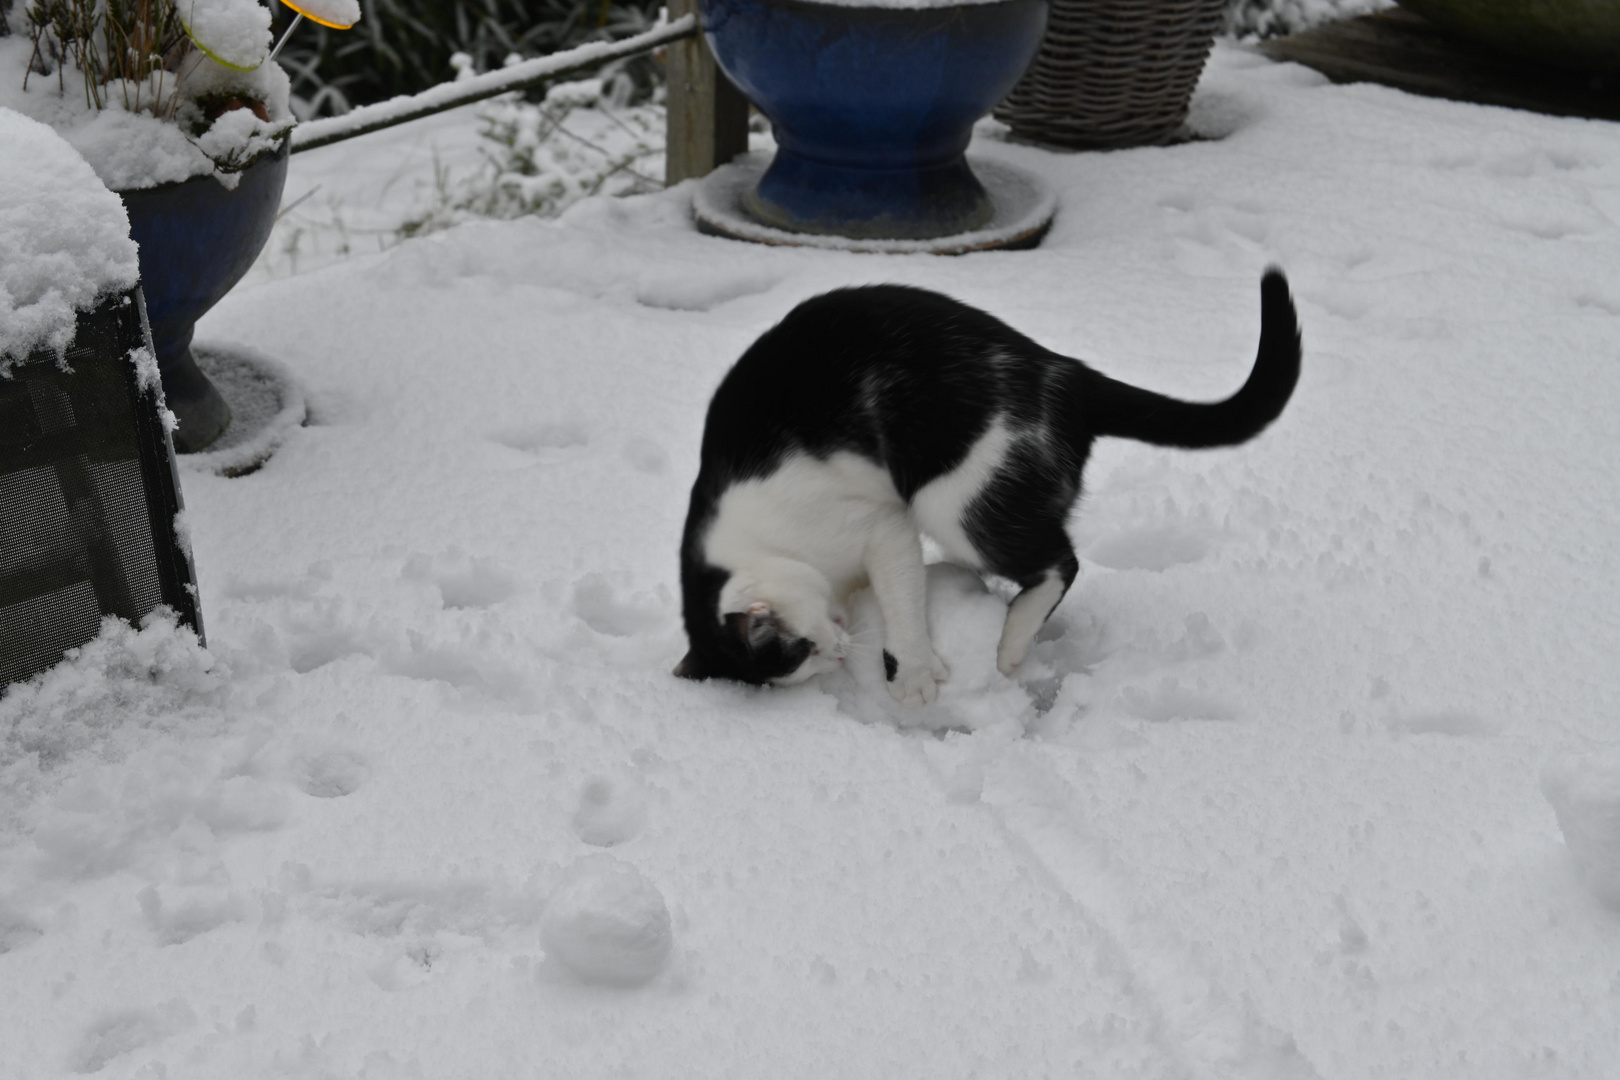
994, 0, 1228, 149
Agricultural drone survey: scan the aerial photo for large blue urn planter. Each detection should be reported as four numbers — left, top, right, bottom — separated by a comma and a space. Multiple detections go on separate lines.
700, 0, 1049, 240
117, 140, 290, 453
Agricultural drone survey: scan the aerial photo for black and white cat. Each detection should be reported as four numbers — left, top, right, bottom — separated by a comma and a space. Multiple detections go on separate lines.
675, 269, 1301, 704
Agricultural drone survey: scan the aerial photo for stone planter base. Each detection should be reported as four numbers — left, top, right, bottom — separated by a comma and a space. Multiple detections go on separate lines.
694, 152, 1056, 255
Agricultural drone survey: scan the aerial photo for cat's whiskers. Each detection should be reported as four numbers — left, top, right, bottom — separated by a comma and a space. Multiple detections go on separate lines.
843, 626, 884, 649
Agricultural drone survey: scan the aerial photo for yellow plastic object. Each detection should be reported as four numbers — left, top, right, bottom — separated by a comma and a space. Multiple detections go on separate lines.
183, 39, 262, 71
278, 0, 361, 30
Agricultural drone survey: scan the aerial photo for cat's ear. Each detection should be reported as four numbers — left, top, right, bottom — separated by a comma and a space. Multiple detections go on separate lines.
726, 604, 780, 654
672, 651, 704, 679
725, 611, 757, 652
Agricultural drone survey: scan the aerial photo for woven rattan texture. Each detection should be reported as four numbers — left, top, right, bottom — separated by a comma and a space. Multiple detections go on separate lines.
995, 0, 1228, 148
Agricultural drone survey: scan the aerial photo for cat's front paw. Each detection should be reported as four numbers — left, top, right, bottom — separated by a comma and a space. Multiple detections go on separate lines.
883, 649, 950, 706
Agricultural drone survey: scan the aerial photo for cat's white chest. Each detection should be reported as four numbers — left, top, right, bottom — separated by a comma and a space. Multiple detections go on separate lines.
704, 452, 904, 590
702, 422, 1017, 586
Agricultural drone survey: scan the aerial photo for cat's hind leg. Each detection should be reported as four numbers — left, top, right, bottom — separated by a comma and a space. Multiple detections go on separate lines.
996, 552, 1078, 675
963, 475, 1081, 676
972, 512, 1078, 676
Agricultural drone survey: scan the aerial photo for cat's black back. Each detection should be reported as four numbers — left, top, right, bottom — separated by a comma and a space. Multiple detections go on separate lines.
693, 285, 1065, 497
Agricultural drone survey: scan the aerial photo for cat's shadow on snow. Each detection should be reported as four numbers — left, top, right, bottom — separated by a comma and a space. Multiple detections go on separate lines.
818, 563, 1107, 733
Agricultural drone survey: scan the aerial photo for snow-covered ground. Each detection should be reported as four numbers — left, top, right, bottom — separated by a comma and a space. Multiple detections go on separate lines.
6, 40, 1620, 1079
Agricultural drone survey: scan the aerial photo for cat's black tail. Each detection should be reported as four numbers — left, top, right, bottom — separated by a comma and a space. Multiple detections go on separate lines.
1083, 268, 1301, 449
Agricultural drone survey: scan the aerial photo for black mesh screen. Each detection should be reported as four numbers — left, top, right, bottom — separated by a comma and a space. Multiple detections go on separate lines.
0, 289, 203, 688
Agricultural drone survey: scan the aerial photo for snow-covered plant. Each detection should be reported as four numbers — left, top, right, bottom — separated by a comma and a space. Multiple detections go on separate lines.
1224, 0, 1392, 39
271, 0, 662, 119
398, 68, 662, 236
4, 0, 299, 185
20, 0, 188, 114
19, 0, 275, 114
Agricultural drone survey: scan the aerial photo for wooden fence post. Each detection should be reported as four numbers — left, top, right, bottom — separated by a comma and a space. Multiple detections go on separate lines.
665, 0, 750, 185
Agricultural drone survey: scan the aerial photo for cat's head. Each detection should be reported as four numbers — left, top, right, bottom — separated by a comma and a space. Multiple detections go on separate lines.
675, 561, 850, 686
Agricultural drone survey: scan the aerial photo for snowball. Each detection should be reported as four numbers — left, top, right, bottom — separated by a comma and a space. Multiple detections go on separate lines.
0, 108, 139, 366
1542, 753, 1620, 906
540, 855, 672, 986
294, 748, 370, 798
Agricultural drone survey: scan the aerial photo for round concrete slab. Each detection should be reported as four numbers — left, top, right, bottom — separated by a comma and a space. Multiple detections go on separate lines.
693, 152, 1057, 256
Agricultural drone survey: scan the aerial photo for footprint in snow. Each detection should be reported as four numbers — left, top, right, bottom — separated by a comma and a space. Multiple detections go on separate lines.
73, 999, 195, 1074
1575, 292, 1620, 317
1015, 613, 1113, 714
492, 421, 589, 457
570, 574, 669, 638
294, 748, 370, 798
138, 884, 247, 946
403, 550, 520, 609
1086, 526, 1210, 572
0, 908, 42, 955
1119, 677, 1235, 722
1387, 711, 1500, 737
633, 271, 779, 312
383, 629, 530, 704
1543, 753, 1620, 907
369, 942, 440, 992
572, 774, 649, 847
1427, 145, 1593, 178
622, 436, 669, 475
286, 626, 371, 674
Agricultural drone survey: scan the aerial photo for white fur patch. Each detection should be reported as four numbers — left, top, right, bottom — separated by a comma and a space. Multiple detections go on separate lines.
706, 452, 904, 595
703, 453, 900, 672
911, 419, 1013, 568
699, 430, 1028, 694
996, 567, 1069, 675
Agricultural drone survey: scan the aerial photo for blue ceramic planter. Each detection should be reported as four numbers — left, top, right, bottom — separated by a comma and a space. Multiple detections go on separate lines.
117, 140, 289, 453
700, 0, 1048, 239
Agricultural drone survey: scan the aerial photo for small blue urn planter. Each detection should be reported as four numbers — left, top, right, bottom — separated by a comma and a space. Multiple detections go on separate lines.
117, 140, 290, 453
700, 0, 1049, 240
